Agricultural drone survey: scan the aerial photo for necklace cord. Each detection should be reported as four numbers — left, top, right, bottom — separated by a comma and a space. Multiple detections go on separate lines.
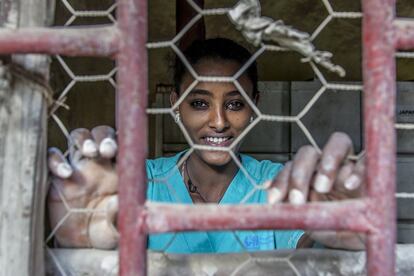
182, 161, 224, 203
183, 161, 209, 202
181, 156, 241, 203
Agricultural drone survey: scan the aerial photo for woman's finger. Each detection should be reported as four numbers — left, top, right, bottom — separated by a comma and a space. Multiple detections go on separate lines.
344, 157, 365, 191
289, 145, 320, 205
334, 161, 355, 193
48, 147, 73, 179
267, 161, 292, 204
91, 126, 117, 159
70, 128, 98, 159
313, 132, 353, 194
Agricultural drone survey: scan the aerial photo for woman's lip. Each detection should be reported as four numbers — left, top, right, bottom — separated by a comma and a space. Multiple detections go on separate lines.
201, 136, 234, 147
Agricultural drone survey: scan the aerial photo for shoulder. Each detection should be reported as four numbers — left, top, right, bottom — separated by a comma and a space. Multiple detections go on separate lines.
241, 154, 284, 183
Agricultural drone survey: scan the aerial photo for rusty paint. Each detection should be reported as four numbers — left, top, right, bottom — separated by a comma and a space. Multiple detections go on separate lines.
145, 200, 372, 233
116, 0, 148, 275
0, 26, 120, 57
362, 0, 397, 275
394, 19, 414, 50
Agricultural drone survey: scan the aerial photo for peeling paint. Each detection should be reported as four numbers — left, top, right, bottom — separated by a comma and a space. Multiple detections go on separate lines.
0, 26, 120, 57
394, 19, 414, 50
362, 0, 398, 274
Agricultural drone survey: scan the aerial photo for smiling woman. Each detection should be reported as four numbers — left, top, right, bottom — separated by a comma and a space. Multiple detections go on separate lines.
47, 38, 365, 254
169, 38, 260, 204
173, 39, 257, 161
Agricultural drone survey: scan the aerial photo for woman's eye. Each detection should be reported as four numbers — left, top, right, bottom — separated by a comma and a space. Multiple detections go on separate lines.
190, 100, 208, 109
226, 100, 245, 111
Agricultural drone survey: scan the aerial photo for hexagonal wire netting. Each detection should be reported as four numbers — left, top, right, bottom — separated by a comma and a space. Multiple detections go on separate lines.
45, 0, 414, 275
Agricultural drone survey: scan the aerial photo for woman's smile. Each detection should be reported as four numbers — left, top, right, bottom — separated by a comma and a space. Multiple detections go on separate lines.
202, 135, 234, 147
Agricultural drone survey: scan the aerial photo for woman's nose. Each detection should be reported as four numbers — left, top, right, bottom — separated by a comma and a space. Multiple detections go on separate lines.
208, 107, 229, 132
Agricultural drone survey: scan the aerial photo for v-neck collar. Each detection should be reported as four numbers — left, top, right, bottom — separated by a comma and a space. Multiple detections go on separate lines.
170, 151, 252, 205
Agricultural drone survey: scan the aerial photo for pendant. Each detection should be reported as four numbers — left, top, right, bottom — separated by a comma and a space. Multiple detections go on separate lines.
188, 180, 197, 193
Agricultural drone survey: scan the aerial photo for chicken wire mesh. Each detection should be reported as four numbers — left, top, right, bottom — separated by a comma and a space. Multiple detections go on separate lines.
44, 0, 414, 275
144, 0, 364, 264
46, 0, 118, 274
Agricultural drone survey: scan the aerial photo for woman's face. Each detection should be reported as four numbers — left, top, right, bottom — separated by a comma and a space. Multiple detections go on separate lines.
171, 58, 256, 167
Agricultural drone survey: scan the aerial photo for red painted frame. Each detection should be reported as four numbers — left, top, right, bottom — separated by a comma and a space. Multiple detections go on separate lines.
0, 0, 412, 275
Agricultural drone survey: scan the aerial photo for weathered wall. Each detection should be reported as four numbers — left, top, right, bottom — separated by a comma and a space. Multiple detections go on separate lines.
46, 245, 414, 276
0, 0, 53, 275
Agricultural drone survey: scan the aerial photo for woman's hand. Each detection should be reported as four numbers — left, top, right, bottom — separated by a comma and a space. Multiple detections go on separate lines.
266, 132, 365, 250
47, 126, 119, 249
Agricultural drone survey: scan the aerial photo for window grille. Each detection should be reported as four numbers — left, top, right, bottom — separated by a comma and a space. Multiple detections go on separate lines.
1, 0, 413, 275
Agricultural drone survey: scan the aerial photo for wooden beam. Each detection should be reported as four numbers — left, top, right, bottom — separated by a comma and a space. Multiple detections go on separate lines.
0, 0, 53, 275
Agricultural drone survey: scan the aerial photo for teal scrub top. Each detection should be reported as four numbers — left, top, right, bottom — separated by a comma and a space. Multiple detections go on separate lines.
146, 151, 304, 253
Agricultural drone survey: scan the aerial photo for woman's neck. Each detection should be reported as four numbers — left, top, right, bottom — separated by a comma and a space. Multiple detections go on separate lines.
184, 153, 240, 203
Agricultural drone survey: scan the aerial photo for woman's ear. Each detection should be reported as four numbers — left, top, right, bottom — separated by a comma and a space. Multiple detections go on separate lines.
253, 91, 260, 105
170, 91, 179, 109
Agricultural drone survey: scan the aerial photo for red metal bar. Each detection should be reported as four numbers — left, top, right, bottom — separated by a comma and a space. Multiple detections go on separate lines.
0, 26, 120, 57
362, 0, 397, 275
146, 200, 372, 233
116, 0, 148, 275
394, 19, 414, 50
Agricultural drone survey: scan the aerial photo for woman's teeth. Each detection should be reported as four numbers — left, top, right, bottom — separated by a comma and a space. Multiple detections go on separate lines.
205, 137, 230, 144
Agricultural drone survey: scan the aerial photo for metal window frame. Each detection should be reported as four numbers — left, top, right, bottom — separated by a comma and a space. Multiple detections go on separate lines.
1, 0, 412, 275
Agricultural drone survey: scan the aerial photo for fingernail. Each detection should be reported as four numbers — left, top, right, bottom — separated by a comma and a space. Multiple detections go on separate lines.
314, 174, 331, 193
99, 138, 118, 158
82, 139, 98, 157
345, 174, 360, 190
107, 195, 119, 209
289, 189, 306, 205
268, 187, 282, 204
57, 163, 73, 178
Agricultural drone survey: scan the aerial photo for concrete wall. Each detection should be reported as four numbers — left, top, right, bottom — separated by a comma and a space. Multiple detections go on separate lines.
46, 245, 414, 276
